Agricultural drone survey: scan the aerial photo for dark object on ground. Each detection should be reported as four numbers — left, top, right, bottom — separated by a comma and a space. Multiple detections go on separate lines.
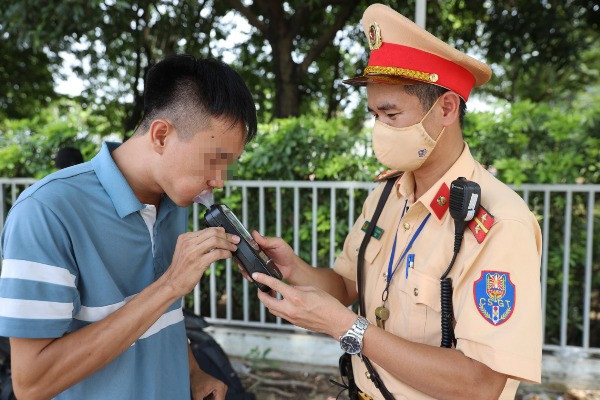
0, 336, 16, 400
185, 308, 256, 400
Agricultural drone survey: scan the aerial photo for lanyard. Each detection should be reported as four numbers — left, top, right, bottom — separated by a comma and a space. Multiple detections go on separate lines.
382, 203, 431, 302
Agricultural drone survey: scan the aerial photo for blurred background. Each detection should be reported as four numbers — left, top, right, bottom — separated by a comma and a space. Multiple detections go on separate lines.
0, 1, 599, 398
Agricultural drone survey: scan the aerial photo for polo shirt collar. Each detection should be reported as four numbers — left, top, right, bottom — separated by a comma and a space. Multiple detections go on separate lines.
91, 142, 144, 219
397, 142, 476, 224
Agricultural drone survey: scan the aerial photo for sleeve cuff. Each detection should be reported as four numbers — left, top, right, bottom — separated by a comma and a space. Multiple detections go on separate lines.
0, 316, 69, 338
456, 338, 541, 383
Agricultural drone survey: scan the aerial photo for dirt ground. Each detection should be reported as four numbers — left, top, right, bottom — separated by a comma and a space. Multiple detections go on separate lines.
232, 358, 600, 400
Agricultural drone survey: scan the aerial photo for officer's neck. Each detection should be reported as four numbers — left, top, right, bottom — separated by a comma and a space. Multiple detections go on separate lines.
412, 139, 464, 201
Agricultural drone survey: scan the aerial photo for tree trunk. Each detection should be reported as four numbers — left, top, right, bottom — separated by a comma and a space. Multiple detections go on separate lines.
273, 51, 301, 117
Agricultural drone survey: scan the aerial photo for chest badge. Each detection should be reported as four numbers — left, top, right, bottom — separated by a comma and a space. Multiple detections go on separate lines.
474, 271, 515, 326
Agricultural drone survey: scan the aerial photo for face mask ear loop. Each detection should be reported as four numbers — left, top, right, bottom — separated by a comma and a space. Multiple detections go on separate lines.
419, 95, 443, 124
420, 96, 446, 141
435, 126, 447, 143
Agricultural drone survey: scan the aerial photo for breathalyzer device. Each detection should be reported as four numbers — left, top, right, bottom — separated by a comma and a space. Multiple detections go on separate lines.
204, 204, 283, 292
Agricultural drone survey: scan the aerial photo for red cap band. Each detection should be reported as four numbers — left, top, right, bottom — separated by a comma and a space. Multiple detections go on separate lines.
367, 43, 476, 100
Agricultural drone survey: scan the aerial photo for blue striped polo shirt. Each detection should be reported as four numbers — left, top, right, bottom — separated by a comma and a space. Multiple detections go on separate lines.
0, 142, 191, 399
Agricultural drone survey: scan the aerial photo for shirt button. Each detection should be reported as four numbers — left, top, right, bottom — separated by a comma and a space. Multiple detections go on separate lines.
414, 288, 419, 296
403, 222, 411, 230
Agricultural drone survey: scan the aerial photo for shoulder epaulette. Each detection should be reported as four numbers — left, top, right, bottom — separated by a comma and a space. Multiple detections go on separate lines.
373, 169, 403, 182
468, 206, 495, 244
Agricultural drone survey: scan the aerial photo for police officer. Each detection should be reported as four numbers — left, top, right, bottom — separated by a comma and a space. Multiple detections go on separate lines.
250, 4, 542, 399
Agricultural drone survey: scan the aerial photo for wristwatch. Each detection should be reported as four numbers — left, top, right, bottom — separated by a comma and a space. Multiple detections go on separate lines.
339, 316, 370, 355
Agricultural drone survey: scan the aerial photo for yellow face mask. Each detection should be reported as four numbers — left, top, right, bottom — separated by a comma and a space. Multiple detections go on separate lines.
372, 97, 445, 171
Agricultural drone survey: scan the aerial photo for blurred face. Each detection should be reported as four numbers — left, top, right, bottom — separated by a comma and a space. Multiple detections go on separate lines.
367, 84, 442, 141
157, 117, 245, 206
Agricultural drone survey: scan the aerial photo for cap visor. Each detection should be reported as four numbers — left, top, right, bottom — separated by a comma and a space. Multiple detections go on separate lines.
342, 74, 423, 86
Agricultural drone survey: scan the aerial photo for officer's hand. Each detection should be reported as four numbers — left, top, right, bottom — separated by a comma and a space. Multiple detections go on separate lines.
252, 272, 356, 339
250, 231, 302, 281
163, 227, 239, 296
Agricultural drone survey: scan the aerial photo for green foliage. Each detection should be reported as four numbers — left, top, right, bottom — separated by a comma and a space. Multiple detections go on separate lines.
244, 346, 278, 371
238, 116, 377, 181
0, 99, 104, 179
464, 91, 600, 185
0, 37, 56, 120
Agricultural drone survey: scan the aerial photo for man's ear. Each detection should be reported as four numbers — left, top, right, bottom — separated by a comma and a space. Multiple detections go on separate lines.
148, 119, 173, 155
440, 91, 461, 127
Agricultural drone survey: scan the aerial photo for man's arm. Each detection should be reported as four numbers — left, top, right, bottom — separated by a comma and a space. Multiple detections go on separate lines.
253, 273, 507, 400
10, 228, 238, 400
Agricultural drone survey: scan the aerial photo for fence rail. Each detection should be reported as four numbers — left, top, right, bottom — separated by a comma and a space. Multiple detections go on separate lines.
1, 178, 599, 357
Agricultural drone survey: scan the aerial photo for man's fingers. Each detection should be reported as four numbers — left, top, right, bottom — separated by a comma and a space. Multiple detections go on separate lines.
233, 261, 252, 281
194, 235, 238, 255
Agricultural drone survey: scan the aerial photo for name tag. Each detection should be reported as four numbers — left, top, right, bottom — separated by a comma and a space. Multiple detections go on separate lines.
361, 221, 384, 240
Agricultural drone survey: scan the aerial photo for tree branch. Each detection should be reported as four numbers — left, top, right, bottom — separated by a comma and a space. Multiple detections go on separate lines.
299, 3, 359, 75
227, 0, 267, 35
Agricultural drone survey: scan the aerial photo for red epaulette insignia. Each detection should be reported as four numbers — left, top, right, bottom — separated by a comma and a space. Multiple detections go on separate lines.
373, 169, 403, 182
468, 206, 495, 244
429, 183, 450, 220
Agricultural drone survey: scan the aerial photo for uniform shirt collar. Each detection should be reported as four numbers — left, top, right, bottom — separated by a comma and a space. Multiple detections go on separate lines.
91, 142, 145, 219
396, 142, 477, 224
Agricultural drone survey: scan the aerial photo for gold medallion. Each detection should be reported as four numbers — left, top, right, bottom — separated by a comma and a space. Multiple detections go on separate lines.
368, 22, 382, 50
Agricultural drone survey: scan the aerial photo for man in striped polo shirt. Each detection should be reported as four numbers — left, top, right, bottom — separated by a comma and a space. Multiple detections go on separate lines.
0, 55, 256, 399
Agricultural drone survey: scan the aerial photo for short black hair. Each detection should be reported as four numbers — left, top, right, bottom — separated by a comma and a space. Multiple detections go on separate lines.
403, 84, 466, 127
55, 147, 83, 169
136, 55, 257, 142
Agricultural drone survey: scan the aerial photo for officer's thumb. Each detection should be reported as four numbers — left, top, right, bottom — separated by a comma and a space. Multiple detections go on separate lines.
252, 230, 276, 249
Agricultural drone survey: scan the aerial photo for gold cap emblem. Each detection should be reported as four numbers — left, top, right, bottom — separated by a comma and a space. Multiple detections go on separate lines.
368, 22, 382, 50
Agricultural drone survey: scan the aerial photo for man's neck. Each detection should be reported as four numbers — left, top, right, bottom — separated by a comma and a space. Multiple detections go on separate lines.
112, 139, 163, 207
413, 141, 464, 200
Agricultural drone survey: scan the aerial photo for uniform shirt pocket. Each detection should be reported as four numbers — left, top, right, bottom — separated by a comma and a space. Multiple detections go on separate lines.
398, 268, 442, 345
348, 232, 384, 265
364, 238, 383, 264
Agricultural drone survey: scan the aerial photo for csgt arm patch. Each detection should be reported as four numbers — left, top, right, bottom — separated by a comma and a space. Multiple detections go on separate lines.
473, 271, 515, 326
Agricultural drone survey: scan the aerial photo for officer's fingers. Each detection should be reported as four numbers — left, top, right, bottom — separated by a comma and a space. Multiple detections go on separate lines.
251, 231, 284, 250
252, 272, 289, 296
257, 288, 284, 313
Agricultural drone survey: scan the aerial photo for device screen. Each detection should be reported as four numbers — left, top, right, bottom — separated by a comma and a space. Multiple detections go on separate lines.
221, 205, 269, 263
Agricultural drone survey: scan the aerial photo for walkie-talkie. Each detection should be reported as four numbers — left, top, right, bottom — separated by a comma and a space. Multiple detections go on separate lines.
440, 177, 481, 348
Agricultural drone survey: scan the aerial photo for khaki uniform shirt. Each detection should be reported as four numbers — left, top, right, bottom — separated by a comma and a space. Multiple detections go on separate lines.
333, 144, 542, 400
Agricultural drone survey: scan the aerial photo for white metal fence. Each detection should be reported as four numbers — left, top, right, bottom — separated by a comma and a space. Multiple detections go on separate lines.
1, 178, 599, 357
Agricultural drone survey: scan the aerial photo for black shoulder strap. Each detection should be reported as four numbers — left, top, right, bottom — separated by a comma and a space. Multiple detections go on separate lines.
357, 178, 395, 400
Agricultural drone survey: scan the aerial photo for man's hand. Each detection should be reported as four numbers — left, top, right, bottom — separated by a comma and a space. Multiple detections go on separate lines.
190, 369, 227, 400
162, 227, 240, 296
252, 272, 356, 339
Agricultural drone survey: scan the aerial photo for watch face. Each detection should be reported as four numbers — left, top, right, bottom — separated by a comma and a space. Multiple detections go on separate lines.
340, 335, 361, 355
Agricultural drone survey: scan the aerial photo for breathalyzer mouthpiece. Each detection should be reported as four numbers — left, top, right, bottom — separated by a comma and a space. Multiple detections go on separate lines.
193, 189, 215, 208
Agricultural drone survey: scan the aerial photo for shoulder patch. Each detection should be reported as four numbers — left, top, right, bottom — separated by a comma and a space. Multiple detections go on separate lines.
473, 271, 515, 325
373, 169, 403, 182
468, 206, 494, 243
